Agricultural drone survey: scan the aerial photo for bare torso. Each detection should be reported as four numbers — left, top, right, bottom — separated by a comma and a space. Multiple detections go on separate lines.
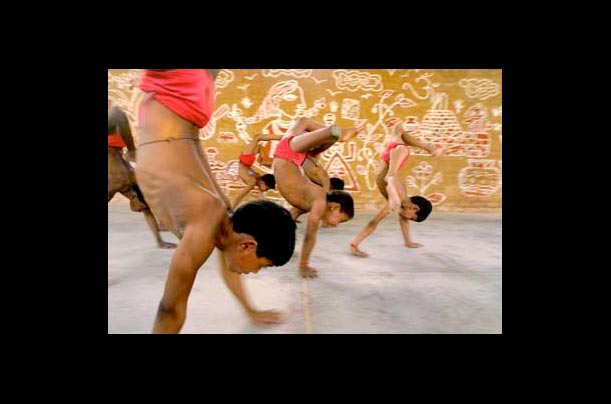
135, 97, 227, 238
273, 158, 322, 212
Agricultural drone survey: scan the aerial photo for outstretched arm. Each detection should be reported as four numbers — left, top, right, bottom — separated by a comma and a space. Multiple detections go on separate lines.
152, 223, 216, 333
232, 182, 257, 210
298, 196, 326, 278
218, 249, 285, 325
399, 214, 422, 248
242, 133, 283, 155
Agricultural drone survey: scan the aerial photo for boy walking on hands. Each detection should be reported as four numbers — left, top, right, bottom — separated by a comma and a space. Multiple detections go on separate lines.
273, 117, 362, 278
350, 118, 443, 258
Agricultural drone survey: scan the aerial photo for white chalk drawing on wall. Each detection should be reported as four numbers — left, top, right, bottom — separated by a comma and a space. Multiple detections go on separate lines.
431, 90, 449, 110
458, 159, 502, 198
341, 98, 360, 121
405, 161, 447, 206
333, 70, 384, 92
240, 97, 253, 109
245, 80, 322, 133
459, 78, 500, 100
463, 103, 491, 132
218, 132, 238, 144
215, 70, 234, 89
200, 104, 230, 141
416, 102, 493, 158
311, 76, 327, 84
323, 113, 336, 126
243, 80, 324, 165
108, 69, 144, 138
244, 73, 259, 81
262, 69, 313, 78
491, 105, 502, 142
400, 69, 420, 78
401, 72, 437, 101
205, 147, 239, 190
454, 99, 464, 114
321, 142, 360, 191
398, 73, 498, 158
227, 103, 252, 143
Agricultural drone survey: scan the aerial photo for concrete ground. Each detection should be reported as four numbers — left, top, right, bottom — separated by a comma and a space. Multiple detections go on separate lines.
108, 197, 502, 334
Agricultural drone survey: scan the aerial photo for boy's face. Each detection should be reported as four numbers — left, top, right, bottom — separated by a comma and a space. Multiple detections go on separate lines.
399, 199, 420, 221
321, 203, 351, 228
225, 242, 273, 274
257, 180, 270, 192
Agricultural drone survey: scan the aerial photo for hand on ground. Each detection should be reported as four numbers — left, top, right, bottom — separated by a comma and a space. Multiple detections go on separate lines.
299, 264, 318, 279
248, 310, 287, 326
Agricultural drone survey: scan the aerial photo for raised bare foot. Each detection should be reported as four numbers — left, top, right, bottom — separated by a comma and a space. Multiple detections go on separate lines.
340, 124, 366, 141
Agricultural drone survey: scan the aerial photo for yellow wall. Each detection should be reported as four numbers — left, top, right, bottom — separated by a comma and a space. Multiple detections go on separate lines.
108, 69, 502, 212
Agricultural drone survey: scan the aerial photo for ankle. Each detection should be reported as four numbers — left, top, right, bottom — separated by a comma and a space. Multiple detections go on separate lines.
330, 125, 341, 138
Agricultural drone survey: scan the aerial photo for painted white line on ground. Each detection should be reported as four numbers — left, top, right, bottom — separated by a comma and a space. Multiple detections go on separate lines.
302, 279, 312, 334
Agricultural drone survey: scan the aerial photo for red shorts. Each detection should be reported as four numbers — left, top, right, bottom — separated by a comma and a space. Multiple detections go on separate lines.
138, 69, 215, 128
381, 141, 410, 169
108, 132, 126, 148
239, 153, 257, 167
273, 135, 307, 166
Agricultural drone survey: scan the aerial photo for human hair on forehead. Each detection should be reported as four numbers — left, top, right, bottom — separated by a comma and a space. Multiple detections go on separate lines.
231, 200, 296, 266
326, 190, 354, 218
260, 174, 276, 190
410, 196, 432, 222
329, 177, 345, 191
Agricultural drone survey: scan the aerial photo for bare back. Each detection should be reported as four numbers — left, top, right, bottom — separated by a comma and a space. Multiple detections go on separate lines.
273, 158, 323, 213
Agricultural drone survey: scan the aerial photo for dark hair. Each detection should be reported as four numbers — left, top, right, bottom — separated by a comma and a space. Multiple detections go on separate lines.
231, 200, 296, 266
326, 190, 354, 218
260, 174, 276, 190
329, 177, 345, 191
108, 105, 129, 134
410, 195, 432, 222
